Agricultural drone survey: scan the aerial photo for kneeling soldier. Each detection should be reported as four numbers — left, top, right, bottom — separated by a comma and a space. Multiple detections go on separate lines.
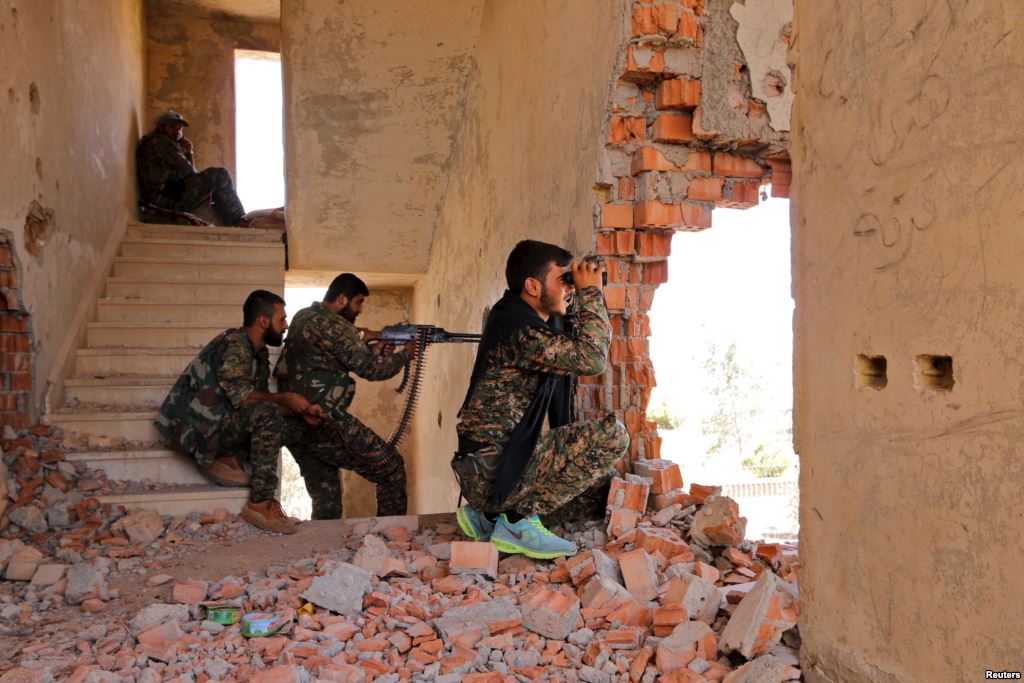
154, 290, 324, 534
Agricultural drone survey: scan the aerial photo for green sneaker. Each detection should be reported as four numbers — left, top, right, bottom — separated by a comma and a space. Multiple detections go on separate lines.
490, 514, 578, 559
456, 505, 495, 541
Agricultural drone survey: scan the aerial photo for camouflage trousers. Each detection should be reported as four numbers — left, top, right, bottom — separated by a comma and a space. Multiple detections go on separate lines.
150, 167, 246, 225
461, 413, 629, 526
288, 411, 407, 520
219, 402, 407, 517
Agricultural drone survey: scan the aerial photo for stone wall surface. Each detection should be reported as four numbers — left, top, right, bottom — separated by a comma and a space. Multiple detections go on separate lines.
145, 6, 279, 182
407, 0, 625, 512
791, 1, 1024, 679
0, 0, 145, 422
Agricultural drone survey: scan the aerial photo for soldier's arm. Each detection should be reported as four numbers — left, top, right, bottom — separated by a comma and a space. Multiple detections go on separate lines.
325, 321, 408, 382
507, 286, 611, 376
217, 340, 258, 409
151, 135, 197, 177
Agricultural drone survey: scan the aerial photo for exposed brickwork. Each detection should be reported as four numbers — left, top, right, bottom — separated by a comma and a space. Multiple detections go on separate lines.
0, 231, 31, 429
586, 1, 789, 461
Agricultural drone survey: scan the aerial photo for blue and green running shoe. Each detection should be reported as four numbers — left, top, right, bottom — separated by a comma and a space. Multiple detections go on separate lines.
456, 504, 495, 541
489, 514, 578, 559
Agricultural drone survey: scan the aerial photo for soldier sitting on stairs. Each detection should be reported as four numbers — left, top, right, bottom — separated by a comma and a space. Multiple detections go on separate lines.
154, 290, 362, 534
135, 109, 250, 227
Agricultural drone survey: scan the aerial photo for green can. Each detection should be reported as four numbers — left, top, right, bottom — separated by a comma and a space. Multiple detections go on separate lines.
240, 611, 291, 638
205, 604, 241, 625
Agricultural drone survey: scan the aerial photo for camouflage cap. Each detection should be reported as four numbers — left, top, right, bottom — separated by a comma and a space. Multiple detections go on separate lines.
156, 109, 190, 127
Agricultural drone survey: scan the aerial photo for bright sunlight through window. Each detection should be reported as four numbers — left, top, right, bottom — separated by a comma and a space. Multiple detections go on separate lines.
234, 50, 284, 212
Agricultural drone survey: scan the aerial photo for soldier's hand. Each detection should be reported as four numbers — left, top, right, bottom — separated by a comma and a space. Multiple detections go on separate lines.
303, 403, 326, 426
358, 328, 380, 342
571, 260, 603, 290
180, 137, 194, 157
403, 341, 419, 360
282, 392, 312, 417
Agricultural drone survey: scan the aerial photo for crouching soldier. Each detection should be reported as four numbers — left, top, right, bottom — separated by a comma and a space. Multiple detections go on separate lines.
153, 290, 325, 534
275, 273, 413, 519
454, 240, 629, 559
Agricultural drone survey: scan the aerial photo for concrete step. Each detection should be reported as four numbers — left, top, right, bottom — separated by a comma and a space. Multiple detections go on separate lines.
63, 376, 173, 408
112, 258, 284, 283
127, 222, 283, 243
86, 322, 228, 349
73, 347, 278, 377
120, 238, 283, 265
66, 448, 208, 485
105, 279, 283, 303
45, 410, 159, 442
96, 299, 240, 324
100, 485, 249, 516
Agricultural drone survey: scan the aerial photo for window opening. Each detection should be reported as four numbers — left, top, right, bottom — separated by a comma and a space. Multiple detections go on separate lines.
234, 50, 285, 212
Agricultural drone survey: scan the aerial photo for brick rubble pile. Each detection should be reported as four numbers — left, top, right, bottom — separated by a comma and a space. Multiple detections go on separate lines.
0, 427, 800, 682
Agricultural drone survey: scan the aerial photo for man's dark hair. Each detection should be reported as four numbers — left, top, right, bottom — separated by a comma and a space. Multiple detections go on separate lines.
324, 273, 369, 303
505, 240, 573, 295
242, 289, 285, 326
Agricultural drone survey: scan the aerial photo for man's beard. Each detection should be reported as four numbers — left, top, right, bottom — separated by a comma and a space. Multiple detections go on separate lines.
539, 283, 565, 316
340, 303, 359, 323
263, 327, 284, 347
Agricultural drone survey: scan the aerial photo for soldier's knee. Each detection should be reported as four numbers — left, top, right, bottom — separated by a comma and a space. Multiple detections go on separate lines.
595, 414, 629, 452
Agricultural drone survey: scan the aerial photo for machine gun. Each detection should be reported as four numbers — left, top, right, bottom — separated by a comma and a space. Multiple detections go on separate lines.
350, 324, 480, 464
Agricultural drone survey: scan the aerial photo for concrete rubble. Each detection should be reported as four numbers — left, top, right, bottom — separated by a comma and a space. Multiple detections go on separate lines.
0, 427, 801, 681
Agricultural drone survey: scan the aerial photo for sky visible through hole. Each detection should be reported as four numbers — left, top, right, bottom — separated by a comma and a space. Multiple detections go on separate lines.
235, 51, 285, 212
649, 195, 797, 539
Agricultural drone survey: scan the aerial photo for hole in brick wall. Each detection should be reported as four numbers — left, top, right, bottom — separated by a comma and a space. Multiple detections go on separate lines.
23, 200, 54, 257
855, 354, 887, 390
914, 355, 954, 392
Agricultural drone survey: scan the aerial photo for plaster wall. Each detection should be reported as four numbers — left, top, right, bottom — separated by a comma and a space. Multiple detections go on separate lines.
0, 0, 145, 418
145, 6, 279, 181
407, 1, 625, 513
791, 1, 1024, 679
281, 0, 484, 278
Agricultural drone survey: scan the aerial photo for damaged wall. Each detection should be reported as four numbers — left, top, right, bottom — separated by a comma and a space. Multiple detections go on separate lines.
145, 4, 279, 182
791, 1, 1024, 679
407, 0, 625, 512
0, 0, 145, 422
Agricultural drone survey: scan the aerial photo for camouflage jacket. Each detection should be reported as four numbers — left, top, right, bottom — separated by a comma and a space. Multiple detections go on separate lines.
273, 302, 407, 419
153, 328, 269, 466
136, 131, 197, 202
457, 286, 610, 448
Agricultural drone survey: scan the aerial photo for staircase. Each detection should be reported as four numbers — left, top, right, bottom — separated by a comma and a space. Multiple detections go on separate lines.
45, 222, 286, 515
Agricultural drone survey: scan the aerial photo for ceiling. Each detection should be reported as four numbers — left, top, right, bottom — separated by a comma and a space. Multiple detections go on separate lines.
146, 0, 280, 22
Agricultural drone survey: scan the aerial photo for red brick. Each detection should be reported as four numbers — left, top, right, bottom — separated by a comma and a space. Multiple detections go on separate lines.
631, 6, 658, 36
618, 549, 658, 602
449, 541, 498, 579
712, 152, 766, 179
614, 230, 636, 255
638, 287, 657, 311
607, 475, 650, 513
653, 607, 689, 636
0, 316, 28, 333
636, 527, 692, 561
618, 177, 635, 200
689, 483, 720, 504
677, 10, 702, 45
633, 459, 684, 494
722, 179, 761, 209
656, 78, 700, 110
601, 203, 634, 229
687, 176, 724, 202
654, 3, 679, 34
625, 46, 665, 78
635, 200, 682, 228
767, 154, 792, 198
636, 232, 673, 259
604, 287, 627, 311
631, 147, 681, 174
608, 116, 647, 145
172, 578, 208, 605
652, 113, 693, 143
680, 201, 712, 229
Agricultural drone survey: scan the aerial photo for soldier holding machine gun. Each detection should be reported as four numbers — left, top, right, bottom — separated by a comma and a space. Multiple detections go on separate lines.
274, 273, 416, 519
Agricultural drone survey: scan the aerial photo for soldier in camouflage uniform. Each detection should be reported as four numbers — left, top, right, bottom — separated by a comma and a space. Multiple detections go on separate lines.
154, 290, 329, 534
274, 273, 413, 519
454, 240, 629, 559
136, 110, 247, 226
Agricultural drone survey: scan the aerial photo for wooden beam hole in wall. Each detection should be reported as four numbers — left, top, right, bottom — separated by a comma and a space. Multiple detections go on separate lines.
855, 354, 887, 390
914, 354, 954, 392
